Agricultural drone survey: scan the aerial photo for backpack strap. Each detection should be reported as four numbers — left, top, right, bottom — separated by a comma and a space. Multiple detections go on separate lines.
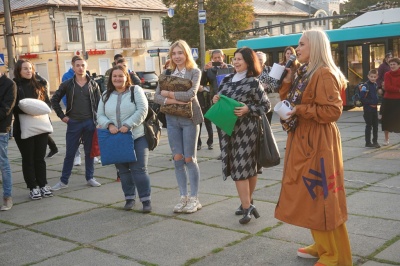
130, 85, 136, 104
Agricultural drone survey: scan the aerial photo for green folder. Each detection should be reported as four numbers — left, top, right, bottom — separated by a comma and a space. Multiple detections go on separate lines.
204, 95, 244, 136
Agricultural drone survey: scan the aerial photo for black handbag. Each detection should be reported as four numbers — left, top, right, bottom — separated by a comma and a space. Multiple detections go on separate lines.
257, 113, 280, 168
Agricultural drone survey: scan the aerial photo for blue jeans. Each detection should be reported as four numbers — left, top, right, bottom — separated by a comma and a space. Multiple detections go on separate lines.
0, 133, 12, 198
166, 115, 200, 197
61, 118, 95, 184
115, 136, 151, 202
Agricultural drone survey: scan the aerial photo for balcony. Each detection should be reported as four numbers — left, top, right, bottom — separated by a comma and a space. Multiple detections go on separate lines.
111, 38, 144, 50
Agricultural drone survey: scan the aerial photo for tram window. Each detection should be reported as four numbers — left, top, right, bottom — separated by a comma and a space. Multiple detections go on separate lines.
331, 43, 340, 67
370, 43, 385, 69
393, 38, 400, 58
347, 46, 363, 95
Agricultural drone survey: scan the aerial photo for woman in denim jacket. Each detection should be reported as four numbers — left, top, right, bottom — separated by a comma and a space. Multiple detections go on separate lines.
97, 66, 152, 212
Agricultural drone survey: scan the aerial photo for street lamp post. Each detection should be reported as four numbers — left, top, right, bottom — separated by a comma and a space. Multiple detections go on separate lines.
78, 0, 87, 59
198, 0, 205, 69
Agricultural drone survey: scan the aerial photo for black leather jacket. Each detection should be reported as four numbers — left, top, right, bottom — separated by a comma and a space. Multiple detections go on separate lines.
51, 74, 101, 123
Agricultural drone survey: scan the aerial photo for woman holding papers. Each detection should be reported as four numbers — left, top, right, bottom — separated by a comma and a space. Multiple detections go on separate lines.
212, 47, 271, 224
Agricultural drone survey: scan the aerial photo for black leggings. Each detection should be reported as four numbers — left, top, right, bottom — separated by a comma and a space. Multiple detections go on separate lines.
15, 133, 48, 189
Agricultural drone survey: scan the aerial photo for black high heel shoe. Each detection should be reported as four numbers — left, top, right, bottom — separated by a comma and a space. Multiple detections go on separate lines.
235, 199, 253, 215
239, 205, 260, 224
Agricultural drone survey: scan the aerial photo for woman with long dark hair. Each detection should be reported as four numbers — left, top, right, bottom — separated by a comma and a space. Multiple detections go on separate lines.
13, 59, 53, 200
213, 47, 270, 224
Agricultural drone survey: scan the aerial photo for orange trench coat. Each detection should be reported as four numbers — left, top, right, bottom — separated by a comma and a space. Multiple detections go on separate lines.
274, 67, 348, 231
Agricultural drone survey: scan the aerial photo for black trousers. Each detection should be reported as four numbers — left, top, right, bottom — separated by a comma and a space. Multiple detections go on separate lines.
363, 110, 378, 144
15, 133, 48, 189
197, 92, 213, 146
48, 135, 58, 151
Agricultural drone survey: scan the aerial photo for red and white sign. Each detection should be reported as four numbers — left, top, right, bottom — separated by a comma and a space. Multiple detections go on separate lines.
112, 22, 117, 29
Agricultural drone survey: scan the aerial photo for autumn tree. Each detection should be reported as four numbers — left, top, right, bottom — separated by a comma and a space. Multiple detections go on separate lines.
162, 0, 253, 50
333, 0, 398, 28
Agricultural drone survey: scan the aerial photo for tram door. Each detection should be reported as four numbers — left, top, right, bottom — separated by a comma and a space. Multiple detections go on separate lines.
346, 45, 363, 103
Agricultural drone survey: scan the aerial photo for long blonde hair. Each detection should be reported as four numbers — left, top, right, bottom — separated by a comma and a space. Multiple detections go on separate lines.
302, 30, 347, 88
168, 40, 197, 70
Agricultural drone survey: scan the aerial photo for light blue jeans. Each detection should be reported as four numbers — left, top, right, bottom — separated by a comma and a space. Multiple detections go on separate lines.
0, 133, 12, 198
115, 136, 151, 202
166, 115, 200, 197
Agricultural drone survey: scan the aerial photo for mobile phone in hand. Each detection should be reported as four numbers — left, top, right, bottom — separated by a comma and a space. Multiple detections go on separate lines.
212, 62, 222, 67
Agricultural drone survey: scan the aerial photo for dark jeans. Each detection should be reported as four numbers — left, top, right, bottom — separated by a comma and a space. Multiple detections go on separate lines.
363, 110, 378, 144
198, 118, 213, 146
197, 91, 213, 146
15, 133, 48, 189
60, 118, 95, 184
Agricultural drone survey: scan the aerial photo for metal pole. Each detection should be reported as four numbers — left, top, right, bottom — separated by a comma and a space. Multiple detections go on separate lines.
158, 48, 162, 75
3, 0, 15, 77
78, 0, 87, 59
198, 0, 205, 69
51, 9, 61, 85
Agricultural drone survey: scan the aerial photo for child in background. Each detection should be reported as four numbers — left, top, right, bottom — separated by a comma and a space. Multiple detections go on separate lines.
361, 69, 380, 148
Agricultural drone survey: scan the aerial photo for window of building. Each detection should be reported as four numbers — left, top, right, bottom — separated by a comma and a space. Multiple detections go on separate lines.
267, 21, 273, 34
292, 24, 296, 33
120, 20, 131, 48
302, 22, 306, 30
142, 18, 151, 40
96, 18, 106, 41
67, 18, 79, 42
162, 18, 167, 39
280, 21, 285, 34
253, 20, 260, 28
319, 14, 322, 26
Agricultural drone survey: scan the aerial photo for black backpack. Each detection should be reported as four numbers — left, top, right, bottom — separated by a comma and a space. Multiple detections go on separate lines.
352, 82, 367, 107
130, 86, 162, 151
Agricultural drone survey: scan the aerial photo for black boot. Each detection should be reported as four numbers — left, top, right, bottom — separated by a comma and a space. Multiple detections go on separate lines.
239, 204, 260, 224
235, 199, 254, 215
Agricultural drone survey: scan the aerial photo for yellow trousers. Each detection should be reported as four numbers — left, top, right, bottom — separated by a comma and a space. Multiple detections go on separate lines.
304, 223, 352, 266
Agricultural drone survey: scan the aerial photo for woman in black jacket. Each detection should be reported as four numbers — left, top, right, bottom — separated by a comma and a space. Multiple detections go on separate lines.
13, 59, 53, 200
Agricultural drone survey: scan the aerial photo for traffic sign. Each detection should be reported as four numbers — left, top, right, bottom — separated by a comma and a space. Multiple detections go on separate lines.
159, 49, 169, 53
198, 10, 206, 24
0, 54, 4, 66
168, 8, 174, 18
147, 49, 158, 54
112, 22, 117, 29
191, 48, 199, 60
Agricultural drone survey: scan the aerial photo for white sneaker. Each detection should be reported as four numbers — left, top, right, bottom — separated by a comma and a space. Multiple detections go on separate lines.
182, 197, 202, 213
51, 181, 68, 191
94, 157, 101, 164
74, 156, 81, 166
383, 139, 389, 146
173, 196, 187, 213
87, 178, 101, 187
29, 188, 42, 200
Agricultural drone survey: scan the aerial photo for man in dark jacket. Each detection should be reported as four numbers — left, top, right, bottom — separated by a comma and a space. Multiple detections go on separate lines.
50, 56, 101, 190
0, 73, 17, 210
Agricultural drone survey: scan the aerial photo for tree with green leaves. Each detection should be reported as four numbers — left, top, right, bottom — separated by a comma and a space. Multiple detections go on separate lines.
333, 0, 398, 28
162, 0, 253, 51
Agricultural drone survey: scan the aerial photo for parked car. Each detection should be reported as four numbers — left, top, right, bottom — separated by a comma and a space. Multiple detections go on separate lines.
136, 71, 159, 89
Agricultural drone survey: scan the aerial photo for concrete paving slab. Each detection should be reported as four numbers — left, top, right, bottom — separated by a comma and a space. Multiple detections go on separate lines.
342, 146, 380, 160
363, 175, 400, 194
182, 198, 280, 234
346, 215, 400, 240
253, 182, 281, 203
374, 240, 400, 262
48, 176, 110, 195
94, 219, 247, 266
197, 159, 225, 179
60, 181, 125, 205
0, 228, 77, 265
0, 221, 16, 233
0, 196, 98, 226
349, 232, 387, 257
35, 248, 142, 266
32, 207, 164, 243
344, 171, 390, 189
347, 191, 400, 220
200, 176, 276, 197
262, 222, 314, 245
361, 261, 397, 266
147, 169, 180, 189
344, 157, 400, 175
193, 235, 319, 266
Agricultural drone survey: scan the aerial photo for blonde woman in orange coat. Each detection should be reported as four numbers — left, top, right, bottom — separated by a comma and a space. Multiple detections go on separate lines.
275, 30, 352, 266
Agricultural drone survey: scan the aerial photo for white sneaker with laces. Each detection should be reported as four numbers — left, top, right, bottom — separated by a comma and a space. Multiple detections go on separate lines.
51, 181, 68, 191
182, 197, 202, 213
173, 196, 187, 213
30, 188, 42, 200
87, 178, 101, 187
40, 186, 54, 197
74, 156, 81, 166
